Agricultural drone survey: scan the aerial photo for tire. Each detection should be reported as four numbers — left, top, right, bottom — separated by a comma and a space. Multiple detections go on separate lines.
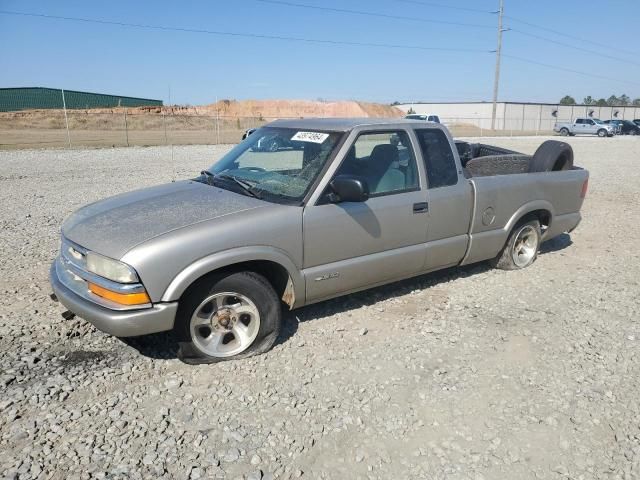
559, 128, 569, 136
528, 140, 574, 173
490, 217, 542, 271
597, 129, 608, 138
175, 271, 282, 364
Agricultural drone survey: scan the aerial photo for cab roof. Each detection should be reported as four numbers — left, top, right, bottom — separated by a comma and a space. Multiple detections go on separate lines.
266, 117, 436, 132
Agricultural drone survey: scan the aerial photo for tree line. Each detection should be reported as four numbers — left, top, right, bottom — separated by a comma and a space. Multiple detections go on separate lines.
559, 94, 640, 106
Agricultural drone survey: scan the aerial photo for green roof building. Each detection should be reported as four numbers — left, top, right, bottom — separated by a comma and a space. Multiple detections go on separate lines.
0, 87, 163, 112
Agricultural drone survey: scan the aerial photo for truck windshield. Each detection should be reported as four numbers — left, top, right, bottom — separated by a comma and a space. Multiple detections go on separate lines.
592, 119, 604, 124
203, 127, 344, 204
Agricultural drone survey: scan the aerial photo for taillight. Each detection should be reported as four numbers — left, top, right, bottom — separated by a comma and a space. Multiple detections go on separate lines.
580, 178, 589, 198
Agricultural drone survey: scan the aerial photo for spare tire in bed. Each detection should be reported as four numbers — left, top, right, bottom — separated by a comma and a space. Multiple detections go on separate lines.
528, 140, 573, 173
465, 154, 531, 177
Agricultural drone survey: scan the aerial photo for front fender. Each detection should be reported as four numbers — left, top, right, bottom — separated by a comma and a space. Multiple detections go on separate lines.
160, 246, 305, 307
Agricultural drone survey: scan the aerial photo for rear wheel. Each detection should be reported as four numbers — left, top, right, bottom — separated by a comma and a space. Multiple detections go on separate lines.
176, 271, 282, 363
597, 129, 608, 138
559, 128, 569, 136
490, 217, 541, 270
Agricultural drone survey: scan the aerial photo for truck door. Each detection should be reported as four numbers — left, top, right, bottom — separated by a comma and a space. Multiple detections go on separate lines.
575, 118, 585, 134
302, 129, 427, 303
585, 119, 596, 134
414, 128, 472, 271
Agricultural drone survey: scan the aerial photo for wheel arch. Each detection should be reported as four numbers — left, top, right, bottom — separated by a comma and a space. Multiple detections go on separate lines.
504, 201, 554, 237
161, 247, 304, 309
461, 202, 553, 266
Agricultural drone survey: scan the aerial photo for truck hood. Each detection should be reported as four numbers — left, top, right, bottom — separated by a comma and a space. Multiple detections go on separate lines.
62, 180, 268, 259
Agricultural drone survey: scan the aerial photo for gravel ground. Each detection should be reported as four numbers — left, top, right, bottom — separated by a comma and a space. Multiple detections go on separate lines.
1, 136, 639, 480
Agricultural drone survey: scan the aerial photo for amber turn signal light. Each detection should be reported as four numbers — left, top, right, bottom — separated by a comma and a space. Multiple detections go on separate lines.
88, 283, 150, 306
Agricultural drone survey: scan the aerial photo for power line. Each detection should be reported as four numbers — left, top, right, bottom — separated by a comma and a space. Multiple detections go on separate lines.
0, 10, 489, 53
504, 15, 639, 57
389, 0, 492, 14
502, 54, 640, 87
259, 0, 640, 70
2, 9, 639, 89
253, 0, 494, 28
510, 29, 640, 68
391, 0, 640, 59
386, 0, 640, 60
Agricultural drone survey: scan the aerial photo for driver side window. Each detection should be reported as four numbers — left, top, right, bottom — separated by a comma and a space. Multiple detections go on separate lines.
336, 131, 419, 196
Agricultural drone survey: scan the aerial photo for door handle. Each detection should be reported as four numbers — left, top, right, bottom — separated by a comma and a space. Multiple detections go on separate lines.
413, 202, 429, 213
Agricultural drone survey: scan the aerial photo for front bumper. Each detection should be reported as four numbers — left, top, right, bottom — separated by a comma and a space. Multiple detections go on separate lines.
50, 262, 177, 337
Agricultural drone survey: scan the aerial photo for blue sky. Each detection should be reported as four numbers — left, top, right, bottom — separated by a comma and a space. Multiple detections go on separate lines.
1, 0, 639, 105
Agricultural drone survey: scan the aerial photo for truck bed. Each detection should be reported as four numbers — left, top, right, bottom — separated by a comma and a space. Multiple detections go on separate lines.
455, 141, 532, 177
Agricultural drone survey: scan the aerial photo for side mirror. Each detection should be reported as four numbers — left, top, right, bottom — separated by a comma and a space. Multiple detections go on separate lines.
328, 175, 369, 203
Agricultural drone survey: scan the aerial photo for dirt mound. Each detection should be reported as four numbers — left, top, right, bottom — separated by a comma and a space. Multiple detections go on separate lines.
200, 99, 403, 119
0, 99, 402, 120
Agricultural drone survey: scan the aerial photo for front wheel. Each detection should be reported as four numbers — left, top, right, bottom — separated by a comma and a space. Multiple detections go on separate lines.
597, 129, 608, 137
176, 271, 282, 363
490, 217, 541, 270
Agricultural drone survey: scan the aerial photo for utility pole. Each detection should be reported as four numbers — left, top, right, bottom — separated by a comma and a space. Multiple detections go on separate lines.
61, 89, 71, 148
491, 0, 505, 131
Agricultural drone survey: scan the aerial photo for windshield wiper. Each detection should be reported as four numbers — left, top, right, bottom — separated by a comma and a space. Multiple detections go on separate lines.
200, 170, 261, 199
200, 170, 215, 185
216, 174, 261, 199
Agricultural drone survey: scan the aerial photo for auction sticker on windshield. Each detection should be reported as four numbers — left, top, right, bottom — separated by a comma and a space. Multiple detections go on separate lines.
291, 131, 329, 144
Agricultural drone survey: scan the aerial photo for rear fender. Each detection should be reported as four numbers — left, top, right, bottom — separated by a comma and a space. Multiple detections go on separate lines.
504, 200, 555, 234
462, 200, 555, 266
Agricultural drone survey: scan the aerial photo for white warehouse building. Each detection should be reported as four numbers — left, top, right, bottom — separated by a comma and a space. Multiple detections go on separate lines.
397, 102, 640, 132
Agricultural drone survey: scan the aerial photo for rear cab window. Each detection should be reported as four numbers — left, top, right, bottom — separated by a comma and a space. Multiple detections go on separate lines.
414, 129, 458, 189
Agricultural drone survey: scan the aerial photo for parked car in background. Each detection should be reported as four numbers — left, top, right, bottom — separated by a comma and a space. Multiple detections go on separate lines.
604, 119, 640, 135
554, 118, 615, 137
50, 118, 588, 363
633, 119, 640, 127
241, 128, 257, 140
405, 114, 441, 123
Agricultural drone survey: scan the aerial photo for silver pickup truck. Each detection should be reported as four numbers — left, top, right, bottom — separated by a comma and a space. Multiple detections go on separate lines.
50, 119, 588, 363
554, 117, 616, 137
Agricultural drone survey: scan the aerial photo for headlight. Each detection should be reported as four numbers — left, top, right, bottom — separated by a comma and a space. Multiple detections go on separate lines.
86, 252, 139, 283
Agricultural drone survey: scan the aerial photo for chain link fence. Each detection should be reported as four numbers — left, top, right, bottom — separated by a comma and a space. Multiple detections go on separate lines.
0, 109, 280, 149
0, 109, 560, 149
